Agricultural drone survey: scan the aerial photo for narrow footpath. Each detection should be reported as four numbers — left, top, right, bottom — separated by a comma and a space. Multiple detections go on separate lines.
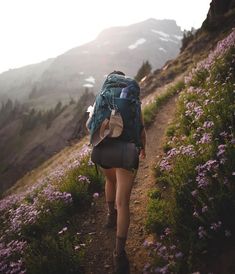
78, 95, 178, 274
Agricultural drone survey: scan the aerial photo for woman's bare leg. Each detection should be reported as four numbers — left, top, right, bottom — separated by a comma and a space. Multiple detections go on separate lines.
115, 168, 135, 254
102, 168, 117, 213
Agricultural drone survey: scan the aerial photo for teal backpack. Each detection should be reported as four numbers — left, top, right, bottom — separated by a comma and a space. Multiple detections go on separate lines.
87, 73, 143, 148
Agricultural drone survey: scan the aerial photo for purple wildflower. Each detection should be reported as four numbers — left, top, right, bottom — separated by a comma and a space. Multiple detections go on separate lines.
198, 226, 207, 239
191, 190, 198, 197
202, 205, 208, 213
203, 121, 214, 129
164, 227, 171, 236
0, 240, 27, 274
93, 193, 99, 199
159, 159, 171, 171
78, 175, 90, 184
197, 133, 212, 144
217, 144, 226, 157
175, 252, 183, 259
210, 221, 222, 231
154, 264, 169, 274
58, 226, 68, 235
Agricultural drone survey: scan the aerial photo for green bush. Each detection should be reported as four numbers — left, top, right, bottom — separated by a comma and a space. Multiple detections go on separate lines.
148, 188, 162, 199
142, 102, 156, 126
166, 125, 176, 137
25, 233, 84, 274
146, 198, 174, 234
59, 155, 104, 207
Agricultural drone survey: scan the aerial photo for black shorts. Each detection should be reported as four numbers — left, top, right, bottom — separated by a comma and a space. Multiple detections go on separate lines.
100, 164, 112, 169
91, 138, 139, 171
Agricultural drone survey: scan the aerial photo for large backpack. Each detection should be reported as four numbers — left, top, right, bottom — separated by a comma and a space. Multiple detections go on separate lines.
87, 73, 143, 148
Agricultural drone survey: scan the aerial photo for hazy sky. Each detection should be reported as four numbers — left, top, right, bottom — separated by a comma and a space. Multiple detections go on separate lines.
0, 0, 211, 74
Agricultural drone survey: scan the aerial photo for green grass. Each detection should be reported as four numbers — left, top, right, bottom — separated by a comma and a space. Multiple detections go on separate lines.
143, 80, 185, 127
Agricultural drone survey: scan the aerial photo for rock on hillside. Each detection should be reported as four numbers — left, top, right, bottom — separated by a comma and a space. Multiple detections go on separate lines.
0, 18, 182, 108
203, 0, 235, 31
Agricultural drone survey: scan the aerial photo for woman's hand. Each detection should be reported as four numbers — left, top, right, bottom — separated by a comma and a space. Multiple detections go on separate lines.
139, 148, 146, 159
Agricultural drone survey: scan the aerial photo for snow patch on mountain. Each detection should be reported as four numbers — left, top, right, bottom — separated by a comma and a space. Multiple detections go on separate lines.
85, 76, 95, 84
151, 29, 182, 44
128, 38, 146, 50
159, 47, 167, 52
173, 35, 183, 40
151, 29, 170, 38
159, 37, 179, 44
83, 83, 94, 88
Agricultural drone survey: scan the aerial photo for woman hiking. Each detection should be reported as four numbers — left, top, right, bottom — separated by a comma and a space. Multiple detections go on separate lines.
87, 70, 146, 274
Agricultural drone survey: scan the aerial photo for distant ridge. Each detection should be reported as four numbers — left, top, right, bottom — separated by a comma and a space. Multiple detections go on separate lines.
0, 18, 182, 109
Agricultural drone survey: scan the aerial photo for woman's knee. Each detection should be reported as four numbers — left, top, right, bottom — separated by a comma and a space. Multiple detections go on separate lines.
116, 196, 130, 209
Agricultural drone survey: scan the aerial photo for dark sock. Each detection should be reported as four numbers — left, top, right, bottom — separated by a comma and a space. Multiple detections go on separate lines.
107, 201, 116, 214
115, 236, 127, 255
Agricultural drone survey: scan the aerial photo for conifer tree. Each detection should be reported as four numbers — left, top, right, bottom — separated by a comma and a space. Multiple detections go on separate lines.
135, 60, 152, 82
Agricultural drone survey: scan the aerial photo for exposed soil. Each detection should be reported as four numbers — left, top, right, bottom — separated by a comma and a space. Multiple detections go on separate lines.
78, 95, 178, 274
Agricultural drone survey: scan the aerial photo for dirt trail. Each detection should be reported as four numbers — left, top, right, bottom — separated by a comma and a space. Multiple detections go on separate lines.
78, 94, 178, 274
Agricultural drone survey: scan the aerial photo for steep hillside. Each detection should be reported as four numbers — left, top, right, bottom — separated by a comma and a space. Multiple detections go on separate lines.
0, 18, 182, 109
0, 91, 94, 194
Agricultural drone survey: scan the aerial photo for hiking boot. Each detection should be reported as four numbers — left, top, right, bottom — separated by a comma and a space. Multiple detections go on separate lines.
104, 209, 117, 229
113, 249, 130, 274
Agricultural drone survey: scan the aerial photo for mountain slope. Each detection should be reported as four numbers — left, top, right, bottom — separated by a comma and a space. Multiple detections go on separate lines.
0, 18, 182, 108
0, 91, 94, 194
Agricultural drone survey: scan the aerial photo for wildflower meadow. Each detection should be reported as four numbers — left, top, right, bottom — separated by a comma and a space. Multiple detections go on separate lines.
0, 144, 103, 274
145, 29, 235, 273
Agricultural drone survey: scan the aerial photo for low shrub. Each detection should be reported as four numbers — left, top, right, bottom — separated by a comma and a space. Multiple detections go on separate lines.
24, 232, 84, 274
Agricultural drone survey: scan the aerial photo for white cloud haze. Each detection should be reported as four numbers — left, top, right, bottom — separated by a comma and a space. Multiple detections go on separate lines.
0, 0, 211, 73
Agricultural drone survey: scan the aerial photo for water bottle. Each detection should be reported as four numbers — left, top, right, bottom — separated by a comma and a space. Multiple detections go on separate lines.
120, 86, 130, 98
